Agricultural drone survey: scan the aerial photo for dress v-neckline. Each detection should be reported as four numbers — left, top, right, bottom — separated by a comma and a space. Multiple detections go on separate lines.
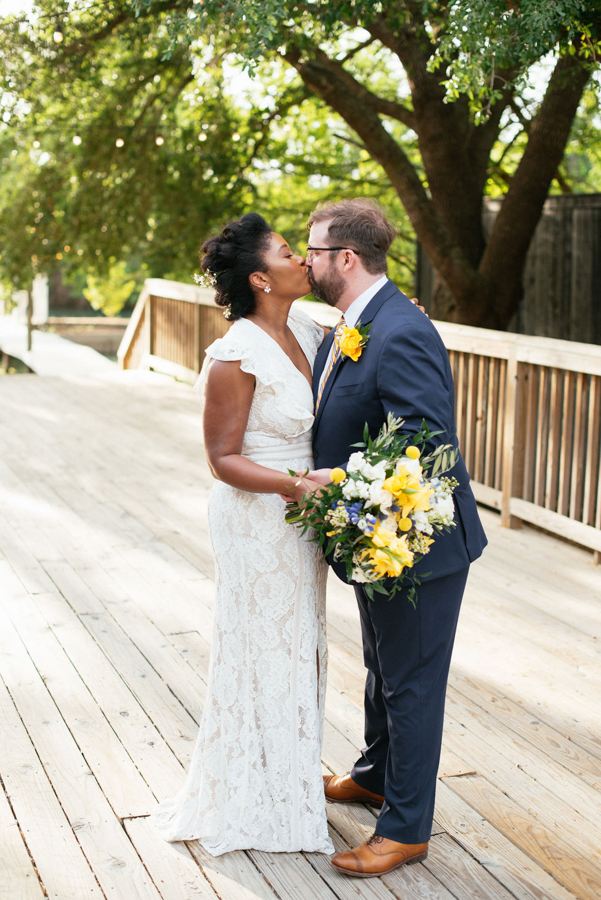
243, 317, 313, 390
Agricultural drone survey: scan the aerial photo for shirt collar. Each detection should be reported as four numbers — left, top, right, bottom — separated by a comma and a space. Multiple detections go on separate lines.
342, 274, 388, 329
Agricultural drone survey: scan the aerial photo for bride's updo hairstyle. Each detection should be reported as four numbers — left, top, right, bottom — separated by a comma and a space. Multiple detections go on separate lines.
200, 213, 273, 320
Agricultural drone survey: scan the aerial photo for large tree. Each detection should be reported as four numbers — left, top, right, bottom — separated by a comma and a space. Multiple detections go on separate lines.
131, 0, 599, 328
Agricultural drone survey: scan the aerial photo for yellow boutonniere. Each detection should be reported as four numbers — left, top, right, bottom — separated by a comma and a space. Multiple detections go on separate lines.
336, 320, 371, 362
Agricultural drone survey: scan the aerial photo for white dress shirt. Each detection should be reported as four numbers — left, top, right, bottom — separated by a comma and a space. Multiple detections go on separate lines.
342, 274, 388, 328
317, 274, 388, 397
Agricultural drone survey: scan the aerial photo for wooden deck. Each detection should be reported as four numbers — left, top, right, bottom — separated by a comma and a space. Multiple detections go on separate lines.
1, 365, 600, 900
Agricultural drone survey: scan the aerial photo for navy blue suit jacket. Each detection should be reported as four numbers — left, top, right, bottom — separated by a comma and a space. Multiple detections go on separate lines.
312, 279, 487, 583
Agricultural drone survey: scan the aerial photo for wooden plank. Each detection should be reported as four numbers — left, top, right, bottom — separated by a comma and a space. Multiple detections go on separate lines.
248, 851, 339, 900
583, 375, 601, 526
0, 601, 163, 900
124, 818, 219, 900
509, 498, 601, 553
495, 357, 507, 491
545, 367, 563, 510
533, 365, 550, 507
444, 775, 601, 900
0, 675, 103, 899
435, 780, 577, 900
425, 833, 517, 900
558, 370, 576, 517
0, 563, 157, 818
0, 779, 46, 900
449, 673, 601, 790
569, 371, 588, 520
522, 363, 539, 503
186, 844, 278, 900
444, 690, 601, 849
2, 568, 187, 803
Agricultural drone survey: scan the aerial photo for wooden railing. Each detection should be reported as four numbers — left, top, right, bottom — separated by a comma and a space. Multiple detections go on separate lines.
119, 278, 601, 558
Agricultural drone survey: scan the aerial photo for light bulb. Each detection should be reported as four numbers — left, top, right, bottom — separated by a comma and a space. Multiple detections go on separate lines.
53, 21, 64, 43
73, 135, 81, 145
155, 136, 164, 145
33, 140, 40, 149
116, 138, 124, 147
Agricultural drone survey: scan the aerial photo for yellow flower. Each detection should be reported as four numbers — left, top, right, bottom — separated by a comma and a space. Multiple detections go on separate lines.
337, 327, 363, 361
383, 475, 404, 494
371, 520, 395, 548
364, 549, 404, 578
388, 535, 414, 567
330, 467, 346, 483
361, 535, 414, 579
406, 446, 420, 459
398, 517, 412, 532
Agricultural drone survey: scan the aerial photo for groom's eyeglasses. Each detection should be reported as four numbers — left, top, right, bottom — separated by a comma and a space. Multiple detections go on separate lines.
306, 246, 361, 261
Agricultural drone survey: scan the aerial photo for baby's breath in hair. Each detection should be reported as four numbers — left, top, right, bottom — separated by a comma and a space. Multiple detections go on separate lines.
194, 272, 217, 289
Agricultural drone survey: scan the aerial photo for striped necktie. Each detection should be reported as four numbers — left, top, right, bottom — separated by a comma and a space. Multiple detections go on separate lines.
316, 317, 345, 411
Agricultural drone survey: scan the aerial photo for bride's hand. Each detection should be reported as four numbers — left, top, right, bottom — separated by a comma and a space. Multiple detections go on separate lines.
279, 475, 324, 505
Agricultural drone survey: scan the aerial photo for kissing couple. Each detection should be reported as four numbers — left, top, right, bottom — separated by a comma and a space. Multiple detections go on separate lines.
152, 198, 486, 877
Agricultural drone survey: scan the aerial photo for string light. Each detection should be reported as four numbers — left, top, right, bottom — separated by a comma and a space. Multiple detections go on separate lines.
53, 18, 64, 43
155, 136, 164, 145
73, 135, 82, 145
33, 140, 40, 148
115, 138, 124, 147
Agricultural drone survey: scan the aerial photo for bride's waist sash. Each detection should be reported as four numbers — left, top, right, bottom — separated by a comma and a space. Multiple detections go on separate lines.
243, 440, 313, 467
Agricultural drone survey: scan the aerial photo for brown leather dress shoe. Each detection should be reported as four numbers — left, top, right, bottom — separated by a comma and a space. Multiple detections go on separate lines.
323, 773, 385, 808
331, 833, 428, 878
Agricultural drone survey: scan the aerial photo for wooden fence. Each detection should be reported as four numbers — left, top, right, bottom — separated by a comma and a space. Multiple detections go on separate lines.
416, 193, 601, 345
119, 279, 601, 559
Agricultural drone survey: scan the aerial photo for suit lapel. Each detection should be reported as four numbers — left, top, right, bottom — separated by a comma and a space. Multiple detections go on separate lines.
312, 279, 399, 437
356, 278, 398, 327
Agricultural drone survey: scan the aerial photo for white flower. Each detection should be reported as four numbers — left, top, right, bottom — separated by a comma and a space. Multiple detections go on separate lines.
365, 479, 385, 507
342, 478, 371, 501
347, 452, 365, 473
357, 459, 386, 481
351, 567, 371, 583
429, 492, 455, 525
379, 489, 394, 510
396, 456, 422, 477
413, 510, 434, 535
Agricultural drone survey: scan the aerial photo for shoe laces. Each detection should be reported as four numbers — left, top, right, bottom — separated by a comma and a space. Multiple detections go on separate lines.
366, 833, 384, 847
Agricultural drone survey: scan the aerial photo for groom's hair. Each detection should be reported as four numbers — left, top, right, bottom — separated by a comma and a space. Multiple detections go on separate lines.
307, 199, 396, 274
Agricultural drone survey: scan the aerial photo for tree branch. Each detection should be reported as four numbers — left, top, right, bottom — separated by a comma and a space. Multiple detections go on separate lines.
284, 46, 480, 298
303, 45, 417, 131
480, 50, 591, 321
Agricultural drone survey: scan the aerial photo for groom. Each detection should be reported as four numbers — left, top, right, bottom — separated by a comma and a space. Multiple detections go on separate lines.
306, 199, 487, 877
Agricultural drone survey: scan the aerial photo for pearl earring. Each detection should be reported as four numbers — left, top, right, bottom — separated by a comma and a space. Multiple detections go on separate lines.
264, 286, 271, 293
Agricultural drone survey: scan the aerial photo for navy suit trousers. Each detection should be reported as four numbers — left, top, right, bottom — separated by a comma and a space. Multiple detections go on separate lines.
350, 567, 469, 844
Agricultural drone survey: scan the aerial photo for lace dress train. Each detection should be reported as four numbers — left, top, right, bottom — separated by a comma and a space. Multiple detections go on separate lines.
151, 308, 334, 856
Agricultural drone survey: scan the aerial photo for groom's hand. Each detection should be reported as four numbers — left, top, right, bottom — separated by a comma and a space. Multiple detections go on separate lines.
305, 468, 333, 486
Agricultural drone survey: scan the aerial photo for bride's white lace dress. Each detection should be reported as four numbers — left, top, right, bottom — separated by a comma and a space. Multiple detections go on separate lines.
151, 306, 334, 856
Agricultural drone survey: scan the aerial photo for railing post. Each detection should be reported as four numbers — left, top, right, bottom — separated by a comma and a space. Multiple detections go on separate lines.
148, 295, 153, 357
501, 348, 525, 529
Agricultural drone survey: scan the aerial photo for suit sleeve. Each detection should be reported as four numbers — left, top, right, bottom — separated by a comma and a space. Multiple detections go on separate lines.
376, 322, 456, 451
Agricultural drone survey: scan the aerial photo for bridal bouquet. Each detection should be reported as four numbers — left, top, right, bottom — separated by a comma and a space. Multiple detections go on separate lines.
286, 415, 459, 605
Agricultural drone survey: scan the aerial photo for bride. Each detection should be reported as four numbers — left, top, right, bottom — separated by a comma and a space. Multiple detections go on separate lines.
151, 213, 334, 856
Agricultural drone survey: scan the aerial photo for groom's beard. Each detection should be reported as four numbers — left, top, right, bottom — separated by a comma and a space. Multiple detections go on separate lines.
308, 264, 346, 307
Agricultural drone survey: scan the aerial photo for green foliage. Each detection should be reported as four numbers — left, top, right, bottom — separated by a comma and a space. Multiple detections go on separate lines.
82, 260, 137, 316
